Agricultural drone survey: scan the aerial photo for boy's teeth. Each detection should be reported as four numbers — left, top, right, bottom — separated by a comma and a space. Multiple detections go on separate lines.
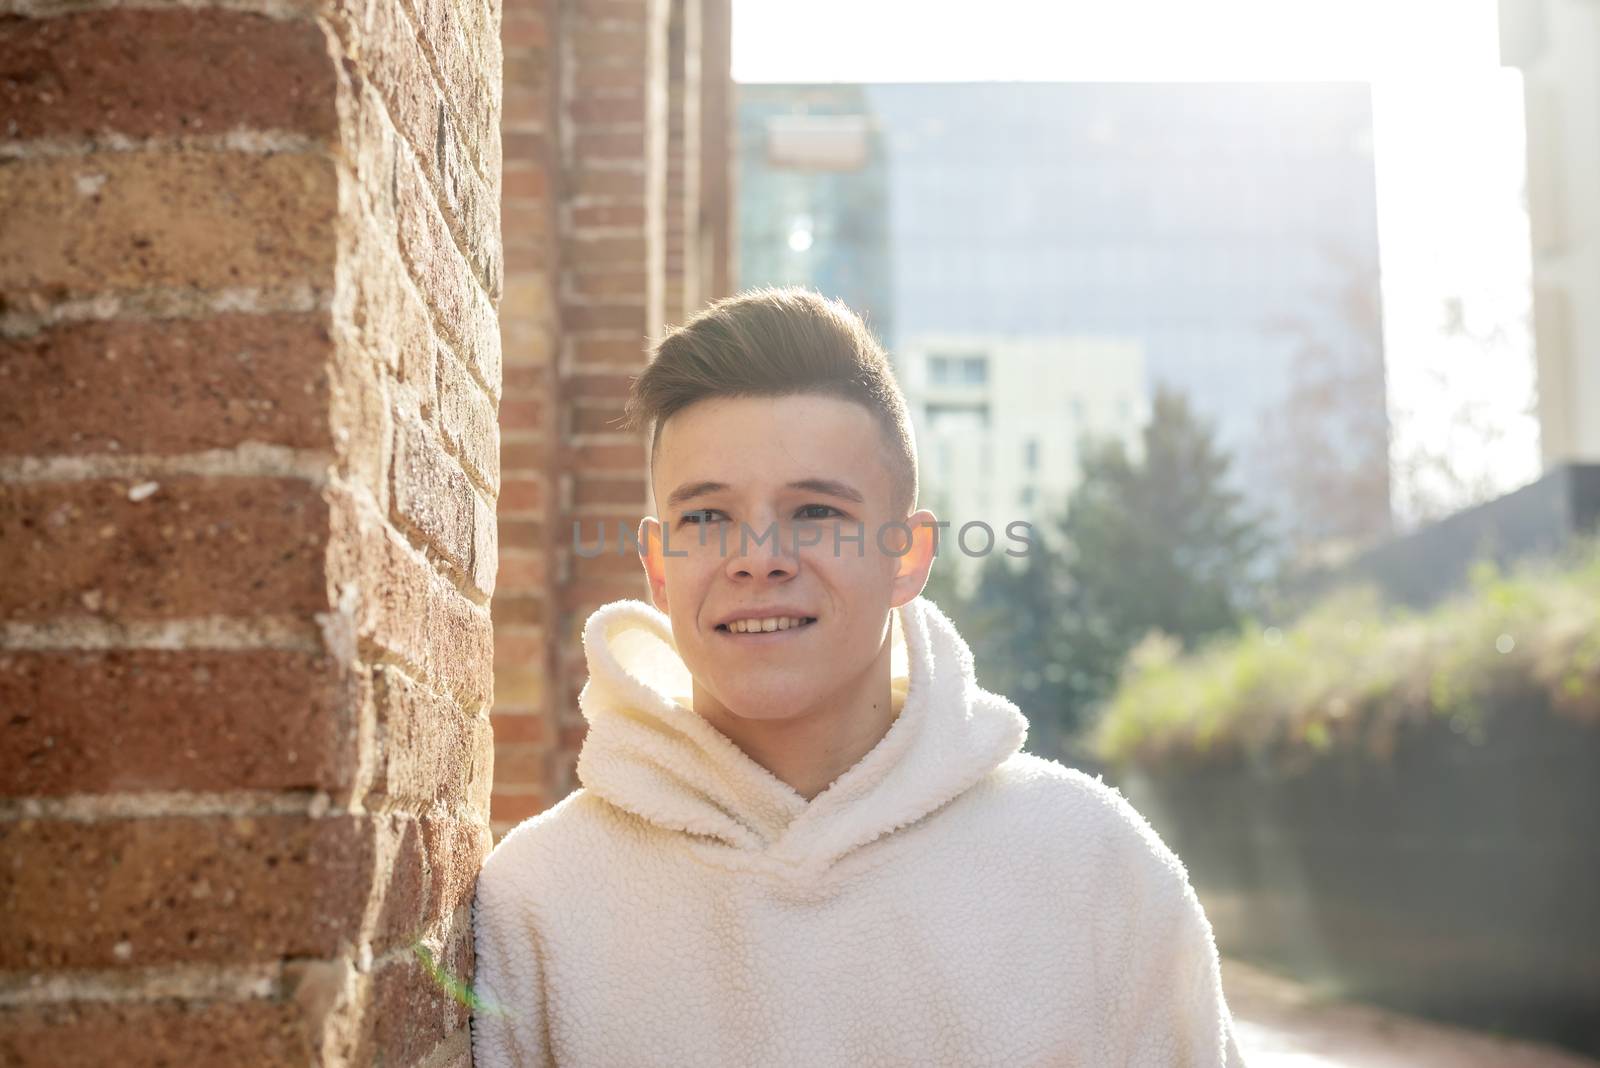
728, 616, 811, 633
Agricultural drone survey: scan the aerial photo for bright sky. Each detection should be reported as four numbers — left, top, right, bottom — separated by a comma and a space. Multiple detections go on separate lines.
732, 0, 1541, 527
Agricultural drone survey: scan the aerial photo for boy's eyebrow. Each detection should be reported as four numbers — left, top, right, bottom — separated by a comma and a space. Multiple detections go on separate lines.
665, 478, 866, 508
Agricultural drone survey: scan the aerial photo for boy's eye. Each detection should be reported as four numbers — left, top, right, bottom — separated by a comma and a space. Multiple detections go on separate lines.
681, 505, 843, 525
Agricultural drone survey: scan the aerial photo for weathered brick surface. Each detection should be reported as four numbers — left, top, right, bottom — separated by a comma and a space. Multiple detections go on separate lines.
326, 486, 495, 709
370, 812, 488, 954
367, 664, 493, 812
391, 406, 480, 582
339, 0, 503, 299
438, 341, 502, 492
0, 649, 357, 797
0, 151, 337, 295
0, 10, 338, 142
395, 141, 503, 398
1, 814, 374, 969
4, 0, 506, 1051
0, 999, 310, 1068
370, 918, 473, 1066
0, 315, 333, 456
0, 477, 328, 622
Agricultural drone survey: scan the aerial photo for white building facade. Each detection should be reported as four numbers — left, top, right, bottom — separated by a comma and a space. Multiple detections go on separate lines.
898, 335, 1147, 593
1501, 0, 1600, 465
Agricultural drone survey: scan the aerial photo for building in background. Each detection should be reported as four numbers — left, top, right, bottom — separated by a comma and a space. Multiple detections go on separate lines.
738, 81, 1391, 563
1499, 0, 1600, 467
900, 335, 1146, 592
737, 85, 895, 342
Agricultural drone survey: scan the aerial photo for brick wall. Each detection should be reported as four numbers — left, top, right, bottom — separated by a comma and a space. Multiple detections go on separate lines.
1, 0, 501, 1062
490, 0, 733, 838
0, 0, 732, 1057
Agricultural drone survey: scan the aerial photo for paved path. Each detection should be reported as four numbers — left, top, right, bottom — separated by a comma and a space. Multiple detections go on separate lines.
1223, 959, 1599, 1067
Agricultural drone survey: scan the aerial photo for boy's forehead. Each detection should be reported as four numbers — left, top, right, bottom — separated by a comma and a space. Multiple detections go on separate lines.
651, 394, 891, 501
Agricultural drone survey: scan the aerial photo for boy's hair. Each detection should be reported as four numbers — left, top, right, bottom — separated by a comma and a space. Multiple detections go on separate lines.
623, 286, 919, 517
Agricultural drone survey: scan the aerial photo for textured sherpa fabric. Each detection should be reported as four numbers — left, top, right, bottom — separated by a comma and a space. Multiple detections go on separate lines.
471, 595, 1246, 1067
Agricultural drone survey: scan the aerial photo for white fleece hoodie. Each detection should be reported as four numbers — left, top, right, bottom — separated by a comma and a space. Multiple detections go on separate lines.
471, 595, 1245, 1067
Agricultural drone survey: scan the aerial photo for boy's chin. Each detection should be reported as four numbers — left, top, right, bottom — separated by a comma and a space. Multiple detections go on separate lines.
704, 677, 823, 723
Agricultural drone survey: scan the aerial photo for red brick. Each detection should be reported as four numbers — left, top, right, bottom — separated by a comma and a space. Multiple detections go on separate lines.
393, 146, 501, 396
503, 164, 549, 201
571, 405, 630, 434
0, 477, 327, 622
573, 473, 645, 507
370, 922, 472, 1067
489, 790, 550, 826
573, 549, 647, 578
0, 999, 308, 1068
561, 440, 647, 469
499, 440, 543, 474
566, 371, 635, 399
391, 409, 477, 579
490, 711, 548, 745
499, 396, 549, 432
503, 12, 548, 48
503, 365, 553, 393
565, 268, 650, 303
367, 665, 490, 812
0, 649, 356, 797
326, 487, 494, 709
496, 549, 547, 588
569, 333, 647, 363
0, 152, 336, 295
491, 595, 546, 627
568, 167, 648, 199
573, 61, 651, 91
563, 303, 646, 332
498, 518, 546, 549
0, 315, 332, 457
565, 233, 649, 270
570, 93, 648, 125
0, 814, 373, 969
0, 10, 337, 142
558, 576, 649, 612
499, 475, 544, 514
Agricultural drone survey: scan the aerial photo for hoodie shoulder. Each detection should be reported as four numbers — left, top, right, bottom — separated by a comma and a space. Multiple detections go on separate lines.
985, 752, 1195, 885
477, 788, 632, 907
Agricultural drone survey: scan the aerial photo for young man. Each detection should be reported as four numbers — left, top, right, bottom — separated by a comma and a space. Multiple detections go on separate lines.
471, 287, 1246, 1066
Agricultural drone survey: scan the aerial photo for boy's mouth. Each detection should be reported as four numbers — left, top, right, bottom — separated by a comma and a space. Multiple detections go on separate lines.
715, 616, 818, 637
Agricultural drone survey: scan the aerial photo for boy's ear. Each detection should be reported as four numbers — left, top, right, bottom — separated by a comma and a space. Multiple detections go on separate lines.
638, 515, 669, 614
889, 508, 940, 609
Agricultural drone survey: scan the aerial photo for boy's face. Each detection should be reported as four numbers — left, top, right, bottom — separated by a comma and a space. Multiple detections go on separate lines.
638, 393, 938, 723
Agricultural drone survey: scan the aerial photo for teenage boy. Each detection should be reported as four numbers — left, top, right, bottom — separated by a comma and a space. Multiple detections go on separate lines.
472, 287, 1246, 1066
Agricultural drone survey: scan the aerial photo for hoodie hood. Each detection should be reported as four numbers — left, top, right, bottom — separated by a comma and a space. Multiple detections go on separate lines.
572, 594, 1028, 874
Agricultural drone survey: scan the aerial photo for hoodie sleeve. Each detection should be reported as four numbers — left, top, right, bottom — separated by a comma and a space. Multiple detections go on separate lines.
470, 866, 554, 1068
1091, 785, 1247, 1067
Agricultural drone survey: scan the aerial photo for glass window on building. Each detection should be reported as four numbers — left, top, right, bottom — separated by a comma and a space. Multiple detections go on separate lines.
1023, 437, 1039, 470
960, 356, 987, 384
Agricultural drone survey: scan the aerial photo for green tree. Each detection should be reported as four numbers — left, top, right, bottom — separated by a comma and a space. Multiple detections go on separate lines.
956, 387, 1268, 749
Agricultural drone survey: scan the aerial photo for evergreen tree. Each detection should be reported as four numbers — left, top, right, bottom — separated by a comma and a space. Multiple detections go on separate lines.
948, 387, 1268, 749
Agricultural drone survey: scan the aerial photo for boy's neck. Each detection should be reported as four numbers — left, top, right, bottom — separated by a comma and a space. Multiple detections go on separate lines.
692, 624, 899, 802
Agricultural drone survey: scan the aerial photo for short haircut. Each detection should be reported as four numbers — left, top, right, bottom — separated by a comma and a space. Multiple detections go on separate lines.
623, 286, 919, 517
